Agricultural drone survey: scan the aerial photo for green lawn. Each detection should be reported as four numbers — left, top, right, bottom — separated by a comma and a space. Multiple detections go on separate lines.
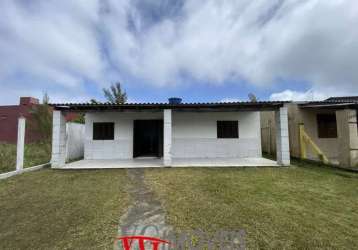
0, 143, 51, 173
0, 169, 129, 249
1, 161, 357, 249
145, 163, 358, 249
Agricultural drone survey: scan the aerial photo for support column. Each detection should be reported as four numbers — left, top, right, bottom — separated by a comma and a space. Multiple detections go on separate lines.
275, 106, 290, 166
163, 109, 172, 166
336, 109, 358, 168
51, 110, 67, 168
16, 116, 26, 171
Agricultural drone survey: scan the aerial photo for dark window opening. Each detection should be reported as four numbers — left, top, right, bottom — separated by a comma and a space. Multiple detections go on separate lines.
317, 114, 337, 138
356, 109, 358, 135
356, 110, 358, 135
93, 122, 114, 140
217, 121, 239, 138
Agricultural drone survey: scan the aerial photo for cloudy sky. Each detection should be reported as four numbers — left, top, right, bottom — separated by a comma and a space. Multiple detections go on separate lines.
0, 0, 357, 104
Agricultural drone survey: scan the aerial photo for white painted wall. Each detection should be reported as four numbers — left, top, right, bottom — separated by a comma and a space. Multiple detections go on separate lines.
84, 112, 163, 159
51, 111, 67, 168
84, 111, 261, 160
66, 122, 85, 161
172, 111, 262, 158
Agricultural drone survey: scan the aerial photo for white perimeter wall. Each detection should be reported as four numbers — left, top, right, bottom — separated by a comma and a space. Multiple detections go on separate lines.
66, 122, 85, 161
84, 111, 261, 160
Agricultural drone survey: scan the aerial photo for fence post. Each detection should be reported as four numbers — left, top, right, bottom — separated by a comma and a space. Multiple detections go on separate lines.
16, 116, 26, 171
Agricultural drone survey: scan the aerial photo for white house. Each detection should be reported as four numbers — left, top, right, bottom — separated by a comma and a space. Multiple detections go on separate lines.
50, 99, 290, 168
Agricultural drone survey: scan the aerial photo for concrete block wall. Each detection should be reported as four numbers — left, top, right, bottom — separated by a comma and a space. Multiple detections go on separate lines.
163, 109, 172, 166
83, 110, 263, 160
299, 108, 339, 162
336, 109, 358, 169
171, 111, 262, 159
172, 138, 261, 158
51, 111, 67, 168
260, 111, 276, 155
349, 110, 358, 167
275, 107, 290, 165
66, 122, 85, 161
84, 112, 163, 160
261, 104, 341, 163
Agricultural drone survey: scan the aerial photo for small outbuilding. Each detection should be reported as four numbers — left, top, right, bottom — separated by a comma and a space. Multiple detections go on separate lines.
261, 96, 358, 170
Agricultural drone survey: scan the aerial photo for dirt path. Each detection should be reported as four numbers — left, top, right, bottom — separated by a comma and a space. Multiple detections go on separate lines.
115, 169, 173, 249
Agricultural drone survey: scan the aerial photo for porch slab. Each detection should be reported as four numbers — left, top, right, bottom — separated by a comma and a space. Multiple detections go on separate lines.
62, 157, 278, 169
172, 157, 279, 167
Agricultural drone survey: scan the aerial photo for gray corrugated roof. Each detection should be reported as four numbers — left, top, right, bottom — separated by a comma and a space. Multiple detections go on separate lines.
50, 101, 288, 111
325, 96, 358, 103
299, 96, 358, 108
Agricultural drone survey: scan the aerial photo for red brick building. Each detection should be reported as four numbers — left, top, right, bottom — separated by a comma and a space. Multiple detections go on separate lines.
0, 97, 78, 144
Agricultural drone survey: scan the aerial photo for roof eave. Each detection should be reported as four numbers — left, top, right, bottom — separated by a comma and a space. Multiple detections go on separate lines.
49, 102, 288, 112
299, 103, 358, 109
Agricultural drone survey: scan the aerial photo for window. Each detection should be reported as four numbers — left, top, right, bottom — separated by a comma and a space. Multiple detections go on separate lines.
217, 121, 239, 138
317, 114, 337, 138
93, 122, 114, 140
356, 110, 358, 135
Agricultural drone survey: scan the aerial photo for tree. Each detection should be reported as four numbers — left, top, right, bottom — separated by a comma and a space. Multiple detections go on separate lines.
72, 113, 85, 124
29, 93, 52, 154
103, 82, 127, 104
248, 93, 257, 102
43, 92, 50, 104
90, 99, 99, 104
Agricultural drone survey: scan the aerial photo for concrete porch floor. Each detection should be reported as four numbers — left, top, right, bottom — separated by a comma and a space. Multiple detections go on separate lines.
63, 157, 279, 169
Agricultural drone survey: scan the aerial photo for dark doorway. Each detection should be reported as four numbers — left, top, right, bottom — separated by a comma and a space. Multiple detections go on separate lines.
133, 120, 163, 158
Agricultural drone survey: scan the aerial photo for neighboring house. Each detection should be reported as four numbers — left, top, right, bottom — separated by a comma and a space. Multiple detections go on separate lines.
0, 97, 42, 144
0, 97, 78, 144
50, 99, 290, 168
261, 96, 358, 170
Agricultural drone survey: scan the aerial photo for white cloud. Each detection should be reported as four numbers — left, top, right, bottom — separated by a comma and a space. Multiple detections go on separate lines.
0, 0, 358, 104
269, 89, 327, 101
106, 0, 358, 92
0, 0, 110, 104
269, 85, 356, 101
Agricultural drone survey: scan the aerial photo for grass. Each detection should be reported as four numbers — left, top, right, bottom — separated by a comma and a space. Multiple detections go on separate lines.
0, 142, 51, 173
0, 143, 16, 173
0, 169, 130, 249
145, 162, 358, 249
24, 142, 51, 167
1, 159, 357, 249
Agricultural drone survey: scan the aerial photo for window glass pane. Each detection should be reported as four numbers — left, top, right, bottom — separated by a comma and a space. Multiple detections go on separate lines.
317, 114, 337, 138
217, 121, 239, 138
93, 122, 114, 140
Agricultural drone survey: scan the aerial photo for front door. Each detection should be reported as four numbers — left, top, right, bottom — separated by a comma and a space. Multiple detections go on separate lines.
133, 120, 163, 158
